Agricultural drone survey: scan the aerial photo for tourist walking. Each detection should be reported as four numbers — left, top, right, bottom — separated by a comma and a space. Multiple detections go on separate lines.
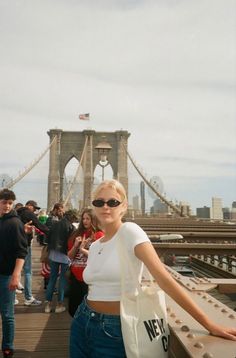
17, 200, 49, 306
70, 179, 236, 358
44, 210, 78, 314
67, 208, 104, 317
46, 203, 64, 230
0, 189, 28, 357
40, 203, 64, 296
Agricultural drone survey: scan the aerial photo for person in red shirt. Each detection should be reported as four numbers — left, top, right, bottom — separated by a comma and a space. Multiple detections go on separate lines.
67, 208, 103, 317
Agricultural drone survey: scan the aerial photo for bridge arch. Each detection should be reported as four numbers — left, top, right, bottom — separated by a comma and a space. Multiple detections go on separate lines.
47, 129, 130, 210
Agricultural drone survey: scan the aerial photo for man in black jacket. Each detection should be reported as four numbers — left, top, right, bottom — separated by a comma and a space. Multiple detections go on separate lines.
0, 189, 28, 357
17, 200, 49, 306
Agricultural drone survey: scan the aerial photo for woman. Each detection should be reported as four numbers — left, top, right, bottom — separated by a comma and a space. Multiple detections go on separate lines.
67, 208, 104, 317
70, 179, 236, 357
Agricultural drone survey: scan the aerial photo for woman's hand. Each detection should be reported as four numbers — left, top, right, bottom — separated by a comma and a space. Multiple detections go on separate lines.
68, 236, 82, 259
208, 322, 236, 341
80, 236, 89, 249
79, 236, 89, 256
73, 236, 82, 249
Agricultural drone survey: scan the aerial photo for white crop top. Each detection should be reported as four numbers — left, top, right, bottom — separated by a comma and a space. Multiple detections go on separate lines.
83, 222, 150, 301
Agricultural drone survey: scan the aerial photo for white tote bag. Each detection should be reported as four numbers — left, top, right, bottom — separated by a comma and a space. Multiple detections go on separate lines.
118, 239, 170, 358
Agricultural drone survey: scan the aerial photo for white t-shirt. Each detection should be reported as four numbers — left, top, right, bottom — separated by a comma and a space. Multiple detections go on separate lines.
83, 222, 150, 301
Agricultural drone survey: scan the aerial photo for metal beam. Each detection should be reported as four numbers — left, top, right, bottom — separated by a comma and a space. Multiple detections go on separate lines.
153, 242, 236, 256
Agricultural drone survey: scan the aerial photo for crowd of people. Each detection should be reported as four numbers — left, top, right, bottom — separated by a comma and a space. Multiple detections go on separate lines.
1, 181, 236, 357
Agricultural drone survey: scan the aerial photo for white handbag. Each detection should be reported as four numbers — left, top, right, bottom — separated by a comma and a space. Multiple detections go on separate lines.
118, 238, 170, 358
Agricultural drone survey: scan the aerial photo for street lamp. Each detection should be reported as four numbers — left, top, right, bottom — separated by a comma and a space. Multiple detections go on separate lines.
95, 139, 112, 181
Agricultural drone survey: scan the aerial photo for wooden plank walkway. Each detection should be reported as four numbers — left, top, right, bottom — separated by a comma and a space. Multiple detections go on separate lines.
1, 240, 72, 357
2, 236, 236, 357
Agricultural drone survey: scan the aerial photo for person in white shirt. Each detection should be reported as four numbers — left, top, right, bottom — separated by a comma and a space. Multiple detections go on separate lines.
70, 179, 236, 358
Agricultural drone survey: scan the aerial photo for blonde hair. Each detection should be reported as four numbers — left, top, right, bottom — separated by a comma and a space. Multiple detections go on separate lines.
92, 179, 127, 201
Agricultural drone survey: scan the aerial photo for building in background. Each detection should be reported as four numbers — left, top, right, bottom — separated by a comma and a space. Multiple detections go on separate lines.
179, 201, 191, 217
131, 195, 141, 216
231, 201, 236, 220
140, 181, 145, 216
211, 197, 223, 220
222, 207, 231, 220
196, 206, 210, 219
150, 197, 168, 215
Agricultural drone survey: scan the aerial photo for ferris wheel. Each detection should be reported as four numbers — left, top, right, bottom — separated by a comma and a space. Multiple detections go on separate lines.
147, 176, 164, 200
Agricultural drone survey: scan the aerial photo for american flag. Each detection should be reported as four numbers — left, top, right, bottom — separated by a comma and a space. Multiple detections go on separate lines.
79, 113, 90, 120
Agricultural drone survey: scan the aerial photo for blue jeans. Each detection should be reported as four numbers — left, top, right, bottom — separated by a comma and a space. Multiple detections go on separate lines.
23, 246, 32, 300
0, 275, 15, 351
70, 298, 126, 358
45, 260, 69, 302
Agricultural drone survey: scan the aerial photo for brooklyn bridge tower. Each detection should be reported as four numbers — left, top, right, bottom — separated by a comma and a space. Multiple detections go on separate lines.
47, 129, 130, 210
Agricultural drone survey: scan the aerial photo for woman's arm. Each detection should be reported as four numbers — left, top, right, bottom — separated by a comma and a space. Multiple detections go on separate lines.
68, 236, 81, 259
135, 242, 236, 341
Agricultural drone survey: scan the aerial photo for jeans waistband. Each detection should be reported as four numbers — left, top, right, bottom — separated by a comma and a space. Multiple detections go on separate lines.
80, 297, 121, 322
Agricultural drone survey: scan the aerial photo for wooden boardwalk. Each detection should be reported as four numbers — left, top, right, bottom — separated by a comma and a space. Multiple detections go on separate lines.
1, 241, 72, 358
1, 233, 236, 357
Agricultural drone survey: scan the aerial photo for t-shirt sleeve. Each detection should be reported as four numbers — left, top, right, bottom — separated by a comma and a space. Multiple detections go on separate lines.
120, 222, 150, 254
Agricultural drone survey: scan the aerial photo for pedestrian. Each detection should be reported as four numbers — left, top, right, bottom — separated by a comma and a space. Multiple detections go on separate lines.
0, 189, 28, 357
36, 209, 48, 245
17, 200, 49, 306
44, 209, 78, 314
67, 208, 104, 317
70, 179, 236, 357
13, 203, 25, 303
39, 203, 65, 298
46, 203, 64, 230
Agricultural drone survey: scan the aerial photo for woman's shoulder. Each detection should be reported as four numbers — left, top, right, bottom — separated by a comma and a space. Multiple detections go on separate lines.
120, 222, 148, 240
121, 221, 145, 233
119, 222, 150, 249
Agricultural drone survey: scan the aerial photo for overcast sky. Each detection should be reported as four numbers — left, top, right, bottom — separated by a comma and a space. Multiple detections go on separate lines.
0, 0, 235, 213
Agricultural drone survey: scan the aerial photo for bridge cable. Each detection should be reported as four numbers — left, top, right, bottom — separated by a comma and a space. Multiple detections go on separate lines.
123, 144, 184, 216
6, 136, 57, 189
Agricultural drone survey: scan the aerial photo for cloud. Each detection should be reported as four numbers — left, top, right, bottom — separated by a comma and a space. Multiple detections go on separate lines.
0, 0, 235, 212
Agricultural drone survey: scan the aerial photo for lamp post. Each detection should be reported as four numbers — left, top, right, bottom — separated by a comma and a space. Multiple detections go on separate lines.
95, 139, 112, 181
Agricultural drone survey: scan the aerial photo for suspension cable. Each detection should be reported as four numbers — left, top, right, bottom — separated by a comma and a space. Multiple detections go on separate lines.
124, 145, 184, 216
6, 136, 57, 189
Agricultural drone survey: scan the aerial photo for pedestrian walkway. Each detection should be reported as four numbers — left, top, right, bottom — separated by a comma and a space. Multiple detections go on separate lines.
1, 240, 72, 357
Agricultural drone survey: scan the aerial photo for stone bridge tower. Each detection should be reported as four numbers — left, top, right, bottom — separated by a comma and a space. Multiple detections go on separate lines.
47, 129, 130, 210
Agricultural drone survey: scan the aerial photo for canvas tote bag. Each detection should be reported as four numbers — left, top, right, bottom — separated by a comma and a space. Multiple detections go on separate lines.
118, 238, 169, 358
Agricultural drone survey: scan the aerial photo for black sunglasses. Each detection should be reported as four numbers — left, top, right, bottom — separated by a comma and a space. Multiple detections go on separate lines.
92, 199, 122, 208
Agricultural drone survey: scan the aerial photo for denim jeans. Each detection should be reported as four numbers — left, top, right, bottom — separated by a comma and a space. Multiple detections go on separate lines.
23, 246, 32, 300
45, 260, 69, 302
70, 298, 126, 358
0, 274, 15, 351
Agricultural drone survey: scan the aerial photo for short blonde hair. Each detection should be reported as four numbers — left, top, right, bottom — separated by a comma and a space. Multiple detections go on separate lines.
92, 179, 127, 203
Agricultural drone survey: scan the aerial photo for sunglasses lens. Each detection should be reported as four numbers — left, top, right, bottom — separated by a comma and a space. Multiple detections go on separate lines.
92, 199, 121, 207
107, 199, 121, 207
92, 200, 104, 207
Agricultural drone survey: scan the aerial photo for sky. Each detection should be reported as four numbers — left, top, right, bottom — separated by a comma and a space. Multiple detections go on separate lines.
0, 0, 235, 214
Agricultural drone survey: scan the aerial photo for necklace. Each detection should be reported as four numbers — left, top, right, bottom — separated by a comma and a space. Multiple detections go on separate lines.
98, 247, 104, 255
98, 241, 105, 255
